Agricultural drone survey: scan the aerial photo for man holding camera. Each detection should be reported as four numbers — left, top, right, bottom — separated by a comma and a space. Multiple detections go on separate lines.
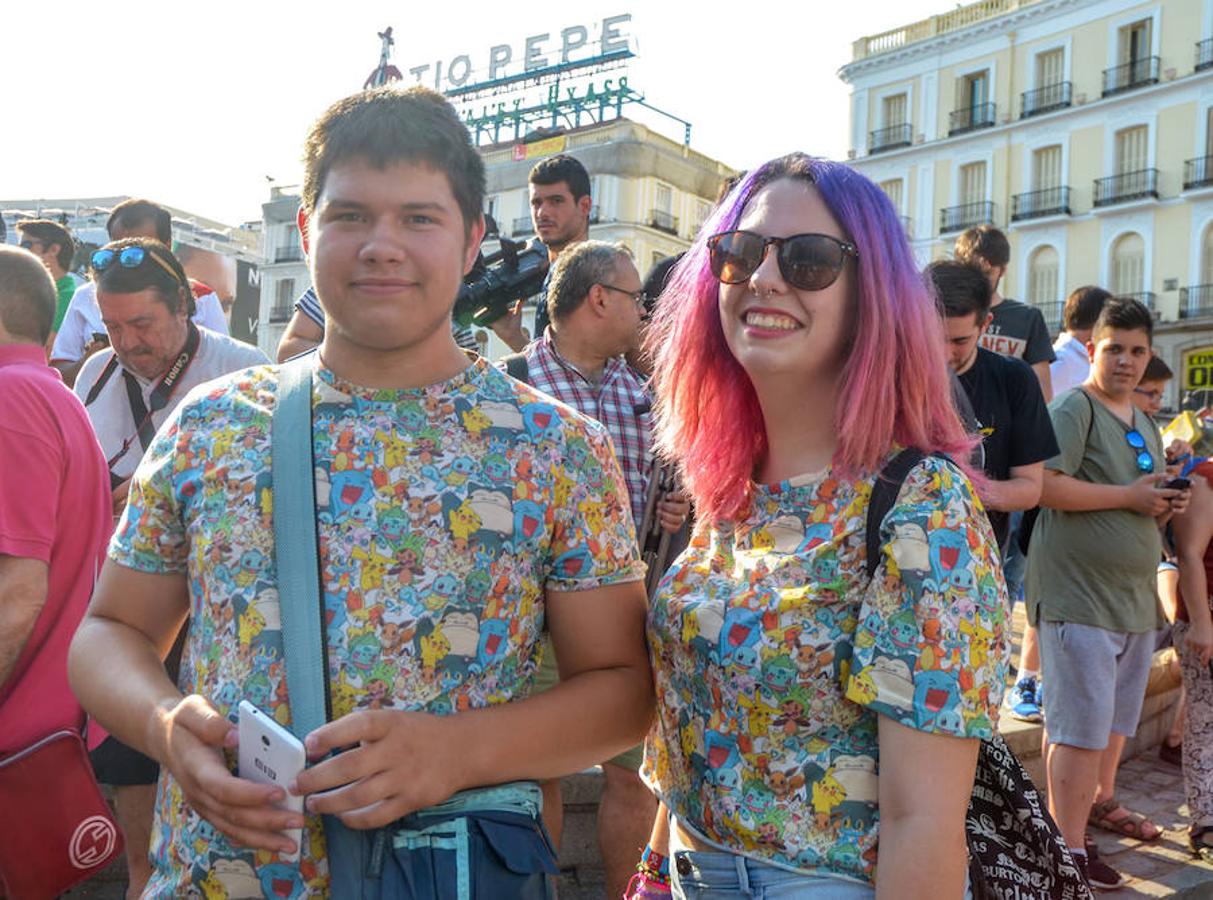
72, 236, 266, 898
491, 155, 593, 353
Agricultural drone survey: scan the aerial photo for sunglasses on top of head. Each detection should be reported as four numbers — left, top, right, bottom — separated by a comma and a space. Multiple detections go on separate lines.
92, 246, 187, 290
707, 230, 859, 292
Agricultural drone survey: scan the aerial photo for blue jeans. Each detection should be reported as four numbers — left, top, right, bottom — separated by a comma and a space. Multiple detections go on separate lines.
670, 849, 874, 899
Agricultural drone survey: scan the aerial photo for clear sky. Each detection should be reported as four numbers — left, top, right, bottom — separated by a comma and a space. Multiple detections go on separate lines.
3, 0, 948, 226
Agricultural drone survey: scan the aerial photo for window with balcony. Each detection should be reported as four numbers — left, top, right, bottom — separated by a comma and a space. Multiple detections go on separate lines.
1185, 108, 1213, 190
1014, 145, 1071, 221
950, 70, 996, 135
1022, 48, 1071, 117
270, 277, 295, 323
1182, 225, 1213, 319
1095, 127, 1157, 207
650, 182, 678, 235
1104, 19, 1158, 95
1198, 38, 1213, 72
275, 224, 302, 263
693, 200, 711, 233
940, 162, 992, 233
871, 93, 912, 153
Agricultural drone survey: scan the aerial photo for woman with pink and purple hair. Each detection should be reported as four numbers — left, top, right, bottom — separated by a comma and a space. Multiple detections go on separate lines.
636, 153, 1010, 898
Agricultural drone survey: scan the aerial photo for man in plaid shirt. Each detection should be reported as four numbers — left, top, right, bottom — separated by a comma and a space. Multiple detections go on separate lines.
504, 239, 688, 899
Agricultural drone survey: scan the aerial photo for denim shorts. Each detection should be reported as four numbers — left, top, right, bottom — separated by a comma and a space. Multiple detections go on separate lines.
670, 848, 874, 900
1039, 619, 1155, 750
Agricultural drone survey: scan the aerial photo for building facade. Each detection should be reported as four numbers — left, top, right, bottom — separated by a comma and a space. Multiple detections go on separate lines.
840, 0, 1213, 410
259, 118, 735, 360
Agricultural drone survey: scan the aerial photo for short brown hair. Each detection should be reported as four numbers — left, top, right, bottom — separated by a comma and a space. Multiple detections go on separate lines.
1063, 285, 1111, 332
954, 224, 1010, 269
16, 219, 75, 272
1143, 355, 1173, 383
301, 86, 485, 234
107, 199, 173, 245
0, 246, 57, 343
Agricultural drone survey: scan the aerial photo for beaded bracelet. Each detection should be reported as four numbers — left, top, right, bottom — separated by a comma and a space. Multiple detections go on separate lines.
637, 845, 671, 883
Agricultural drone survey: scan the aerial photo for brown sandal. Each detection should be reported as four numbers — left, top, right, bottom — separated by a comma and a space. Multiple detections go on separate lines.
1089, 798, 1163, 841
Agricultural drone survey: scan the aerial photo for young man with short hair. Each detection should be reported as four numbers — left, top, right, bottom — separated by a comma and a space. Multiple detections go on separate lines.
492, 154, 593, 352
69, 86, 652, 897
15, 218, 77, 349
1027, 297, 1188, 888
1052, 286, 1112, 398
927, 260, 1057, 551
955, 224, 1055, 400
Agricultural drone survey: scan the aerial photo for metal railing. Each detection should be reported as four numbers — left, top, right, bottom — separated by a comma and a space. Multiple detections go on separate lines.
274, 246, 302, 263
1198, 38, 1213, 72
1102, 56, 1160, 96
869, 123, 913, 153
1011, 186, 1072, 221
649, 209, 679, 235
1020, 81, 1072, 118
851, 0, 1045, 60
1181, 285, 1213, 319
939, 201, 995, 234
269, 305, 293, 323
948, 103, 997, 135
1120, 291, 1157, 311
512, 216, 535, 237
1033, 301, 1064, 333
1185, 157, 1213, 191
1093, 168, 1158, 207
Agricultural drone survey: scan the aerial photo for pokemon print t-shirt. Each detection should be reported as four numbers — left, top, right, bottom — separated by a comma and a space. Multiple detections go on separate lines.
642, 455, 1009, 884
110, 354, 644, 898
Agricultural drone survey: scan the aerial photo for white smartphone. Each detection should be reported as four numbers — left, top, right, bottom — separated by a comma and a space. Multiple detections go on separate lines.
237, 700, 306, 862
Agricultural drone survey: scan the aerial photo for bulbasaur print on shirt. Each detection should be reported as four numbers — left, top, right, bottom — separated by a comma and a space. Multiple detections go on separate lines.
110, 355, 644, 897
642, 455, 1009, 884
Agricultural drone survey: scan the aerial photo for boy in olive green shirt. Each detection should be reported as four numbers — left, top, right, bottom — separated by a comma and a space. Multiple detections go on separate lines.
1027, 297, 1189, 885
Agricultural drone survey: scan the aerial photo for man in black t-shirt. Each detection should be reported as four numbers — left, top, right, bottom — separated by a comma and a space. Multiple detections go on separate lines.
928, 260, 1059, 549
956, 225, 1056, 402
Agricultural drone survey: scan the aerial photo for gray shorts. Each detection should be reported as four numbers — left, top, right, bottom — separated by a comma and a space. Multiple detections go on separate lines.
1039, 620, 1155, 750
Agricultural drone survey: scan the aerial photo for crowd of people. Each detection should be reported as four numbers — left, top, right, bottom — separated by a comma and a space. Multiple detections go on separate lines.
0, 81, 1210, 900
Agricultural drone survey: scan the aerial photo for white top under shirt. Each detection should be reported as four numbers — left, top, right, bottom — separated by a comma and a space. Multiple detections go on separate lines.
1050, 331, 1090, 397
73, 326, 268, 480
51, 282, 229, 363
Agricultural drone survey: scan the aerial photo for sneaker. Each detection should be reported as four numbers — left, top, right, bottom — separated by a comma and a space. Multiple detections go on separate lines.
1005, 675, 1043, 723
1084, 834, 1124, 891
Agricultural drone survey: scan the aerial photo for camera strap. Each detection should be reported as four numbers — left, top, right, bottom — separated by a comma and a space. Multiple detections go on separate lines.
120, 323, 201, 453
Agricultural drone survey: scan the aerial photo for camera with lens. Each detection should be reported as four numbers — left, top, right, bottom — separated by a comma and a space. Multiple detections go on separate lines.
453, 216, 549, 328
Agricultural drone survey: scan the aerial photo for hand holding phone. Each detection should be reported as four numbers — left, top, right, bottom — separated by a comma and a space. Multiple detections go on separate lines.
237, 700, 306, 861
1162, 477, 1192, 491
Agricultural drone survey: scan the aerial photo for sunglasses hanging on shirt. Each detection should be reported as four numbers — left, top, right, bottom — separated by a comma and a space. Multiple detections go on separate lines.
1124, 428, 1154, 474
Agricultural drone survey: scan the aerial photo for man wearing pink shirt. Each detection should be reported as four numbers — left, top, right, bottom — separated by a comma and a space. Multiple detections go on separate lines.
0, 246, 111, 754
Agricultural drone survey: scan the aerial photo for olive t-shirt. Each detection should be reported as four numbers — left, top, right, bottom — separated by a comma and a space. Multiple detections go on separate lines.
1025, 388, 1164, 633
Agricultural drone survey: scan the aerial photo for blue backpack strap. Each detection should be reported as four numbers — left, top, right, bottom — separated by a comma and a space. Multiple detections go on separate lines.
865, 448, 930, 581
271, 357, 329, 740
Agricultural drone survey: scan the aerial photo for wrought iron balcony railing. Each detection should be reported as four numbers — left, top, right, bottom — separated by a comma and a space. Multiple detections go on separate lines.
1181, 285, 1213, 320
268, 305, 293, 323
869, 123, 913, 153
939, 201, 995, 234
1093, 168, 1158, 207
948, 103, 997, 135
274, 246, 303, 263
1197, 38, 1213, 72
512, 216, 535, 237
1011, 186, 1072, 221
1120, 291, 1157, 312
1185, 157, 1213, 191
1020, 81, 1072, 118
649, 209, 679, 235
1102, 56, 1160, 96
1033, 301, 1064, 333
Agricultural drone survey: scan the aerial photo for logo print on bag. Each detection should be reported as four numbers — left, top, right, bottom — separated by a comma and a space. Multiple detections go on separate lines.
69, 816, 117, 869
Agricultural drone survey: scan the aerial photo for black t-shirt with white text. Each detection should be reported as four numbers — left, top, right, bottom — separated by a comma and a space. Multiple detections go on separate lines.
979, 298, 1056, 366
957, 348, 1060, 547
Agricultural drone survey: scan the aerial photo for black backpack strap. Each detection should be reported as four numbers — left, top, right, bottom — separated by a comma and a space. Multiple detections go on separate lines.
866, 448, 948, 580
501, 352, 530, 385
